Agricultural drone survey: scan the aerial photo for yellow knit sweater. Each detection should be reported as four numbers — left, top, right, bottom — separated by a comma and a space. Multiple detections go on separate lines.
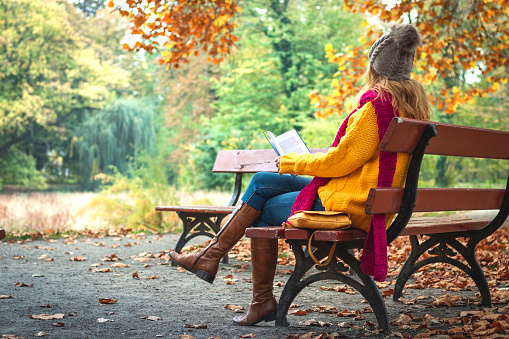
280, 101, 411, 232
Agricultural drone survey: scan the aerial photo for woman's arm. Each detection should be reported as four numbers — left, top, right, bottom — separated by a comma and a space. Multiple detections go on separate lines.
279, 102, 380, 178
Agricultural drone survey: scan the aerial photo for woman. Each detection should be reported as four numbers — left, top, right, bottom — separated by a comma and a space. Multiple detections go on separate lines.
170, 23, 431, 326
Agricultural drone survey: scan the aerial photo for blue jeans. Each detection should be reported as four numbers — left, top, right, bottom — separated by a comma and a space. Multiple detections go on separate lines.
241, 172, 325, 227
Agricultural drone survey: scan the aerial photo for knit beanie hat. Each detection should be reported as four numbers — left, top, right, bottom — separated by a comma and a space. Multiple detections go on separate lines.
368, 24, 422, 81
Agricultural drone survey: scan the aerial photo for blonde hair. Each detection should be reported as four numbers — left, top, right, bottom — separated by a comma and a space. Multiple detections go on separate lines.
352, 65, 432, 121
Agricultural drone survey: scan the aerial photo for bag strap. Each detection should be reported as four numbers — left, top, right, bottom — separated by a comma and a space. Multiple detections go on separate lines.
308, 231, 337, 267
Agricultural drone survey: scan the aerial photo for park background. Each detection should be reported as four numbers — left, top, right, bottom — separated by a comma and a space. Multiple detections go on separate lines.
0, 0, 508, 236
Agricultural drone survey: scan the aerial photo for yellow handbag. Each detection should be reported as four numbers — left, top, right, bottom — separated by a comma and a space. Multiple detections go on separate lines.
283, 210, 351, 230
283, 210, 351, 266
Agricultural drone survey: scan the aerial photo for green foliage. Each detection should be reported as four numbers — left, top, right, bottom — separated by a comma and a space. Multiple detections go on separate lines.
87, 150, 179, 231
177, 1, 364, 189
75, 98, 156, 187
0, 146, 47, 190
0, 0, 133, 187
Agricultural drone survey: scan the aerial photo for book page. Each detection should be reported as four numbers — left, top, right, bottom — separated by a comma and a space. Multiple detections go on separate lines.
274, 129, 310, 155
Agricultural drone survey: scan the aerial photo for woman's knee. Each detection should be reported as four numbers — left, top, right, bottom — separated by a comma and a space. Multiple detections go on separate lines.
249, 172, 278, 188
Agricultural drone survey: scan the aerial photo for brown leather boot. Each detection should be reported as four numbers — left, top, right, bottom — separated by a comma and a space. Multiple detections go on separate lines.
232, 237, 278, 326
170, 202, 261, 284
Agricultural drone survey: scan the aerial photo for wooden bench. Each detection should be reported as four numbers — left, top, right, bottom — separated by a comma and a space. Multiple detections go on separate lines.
245, 117, 509, 331
0, 229, 5, 240
156, 148, 327, 264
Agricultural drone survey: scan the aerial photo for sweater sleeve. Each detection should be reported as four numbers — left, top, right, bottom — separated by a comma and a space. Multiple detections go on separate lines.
280, 101, 380, 178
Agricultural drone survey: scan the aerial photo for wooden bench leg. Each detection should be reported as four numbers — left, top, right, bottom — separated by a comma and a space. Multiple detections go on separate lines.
276, 240, 390, 332
394, 234, 492, 307
172, 212, 230, 266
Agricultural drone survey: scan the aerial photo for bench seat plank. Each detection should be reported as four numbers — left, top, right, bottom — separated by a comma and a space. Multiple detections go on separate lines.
246, 217, 489, 242
155, 205, 235, 214
244, 226, 286, 239
399, 217, 488, 236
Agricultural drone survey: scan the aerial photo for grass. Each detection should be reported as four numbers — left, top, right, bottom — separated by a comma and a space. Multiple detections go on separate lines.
0, 190, 232, 236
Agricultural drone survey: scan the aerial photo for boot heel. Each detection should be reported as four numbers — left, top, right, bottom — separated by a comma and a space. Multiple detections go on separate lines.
262, 311, 276, 322
196, 270, 215, 284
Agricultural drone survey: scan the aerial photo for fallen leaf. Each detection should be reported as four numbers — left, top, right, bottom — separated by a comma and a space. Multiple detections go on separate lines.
299, 319, 332, 326
52, 322, 65, 327
289, 309, 307, 316
132, 272, 140, 279
99, 298, 118, 304
146, 275, 158, 279
34, 332, 47, 337
39, 304, 52, 308
224, 304, 244, 312
89, 268, 113, 273
176, 267, 186, 272
184, 323, 207, 328
239, 334, 256, 338
391, 314, 413, 326
14, 282, 33, 287
178, 335, 196, 339
433, 294, 463, 307
29, 313, 65, 320
97, 318, 114, 322
0, 295, 13, 299
110, 263, 130, 268
69, 255, 87, 261
141, 316, 162, 321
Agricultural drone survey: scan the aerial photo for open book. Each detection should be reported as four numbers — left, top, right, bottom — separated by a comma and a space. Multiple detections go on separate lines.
263, 129, 310, 156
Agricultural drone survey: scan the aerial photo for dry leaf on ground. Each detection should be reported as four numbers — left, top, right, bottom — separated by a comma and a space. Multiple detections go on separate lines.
224, 304, 244, 312
97, 318, 114, 322
184, 323, 207, 328
141, 316, 161, 321
69, 255, 87, 261
98, 298, 117, 304
29, 313, 65, 320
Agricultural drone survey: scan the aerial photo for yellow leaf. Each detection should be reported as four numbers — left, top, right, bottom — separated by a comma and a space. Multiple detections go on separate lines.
358, 36, 366, 44
331, 78, 339, 88
361, 19, 369, 28
325, 43, 333, 54
491, 82, 500, 91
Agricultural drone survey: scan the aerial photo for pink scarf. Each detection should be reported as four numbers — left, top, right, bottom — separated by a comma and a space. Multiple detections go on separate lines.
290, 90, 398, 282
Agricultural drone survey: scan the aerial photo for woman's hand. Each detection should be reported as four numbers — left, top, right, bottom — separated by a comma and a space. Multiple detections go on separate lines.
275, 156, 283, 176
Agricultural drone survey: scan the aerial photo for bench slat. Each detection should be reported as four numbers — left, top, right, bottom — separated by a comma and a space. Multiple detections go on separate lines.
155, 205, 235, 214
246, 217, 489, 241
366, 188, 505, 214
245, 226, 286, 239
382, 118, 509, 159
399, 217, 488, 236
212, 148, 328, 173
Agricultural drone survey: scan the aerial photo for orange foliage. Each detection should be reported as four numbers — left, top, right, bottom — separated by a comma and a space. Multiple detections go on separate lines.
108, 0, 241, 69
312, 0, 509, 117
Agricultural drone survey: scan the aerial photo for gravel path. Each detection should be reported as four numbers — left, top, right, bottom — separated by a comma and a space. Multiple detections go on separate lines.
0, 233, 497, 339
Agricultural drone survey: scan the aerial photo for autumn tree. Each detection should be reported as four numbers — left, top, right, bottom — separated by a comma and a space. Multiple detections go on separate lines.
109, 0, 241, 68
0, 0, 132, 187
311, 0, 509, 117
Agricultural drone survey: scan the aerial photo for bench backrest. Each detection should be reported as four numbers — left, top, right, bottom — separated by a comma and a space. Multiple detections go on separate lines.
368, 117, 509, 242
212, 148, 328, 173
